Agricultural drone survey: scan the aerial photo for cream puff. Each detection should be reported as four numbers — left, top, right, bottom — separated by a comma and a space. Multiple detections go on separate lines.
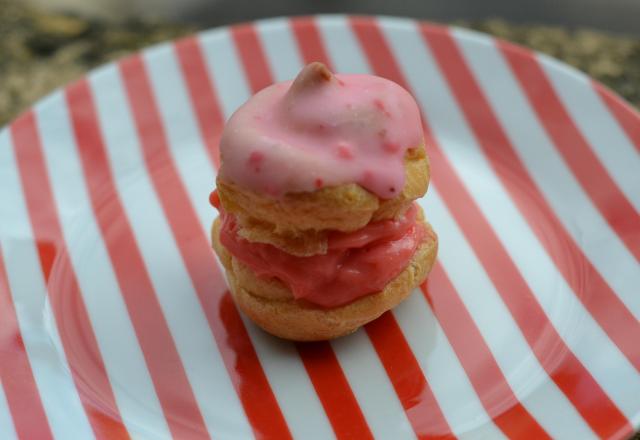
211, 62, 437, 341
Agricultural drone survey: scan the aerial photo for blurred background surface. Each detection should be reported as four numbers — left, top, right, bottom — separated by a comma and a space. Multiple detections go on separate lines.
23, 0, 640, 35
1, 0, 639, 127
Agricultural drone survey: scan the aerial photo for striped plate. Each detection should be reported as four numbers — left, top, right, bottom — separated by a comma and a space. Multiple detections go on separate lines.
0, 15, 639, 440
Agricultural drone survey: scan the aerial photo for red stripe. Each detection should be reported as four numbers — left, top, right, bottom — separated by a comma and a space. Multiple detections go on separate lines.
65, 81, 210, 440
231, 24, 273, 92
10, 113, 131, 440
421, 26, 640, 374
118, 54, 292, 440
229, 23, 375, 438
290, 17, 331, 64
0, 246, 54, 440
288, 18, 455, 439
365, 314, 454, 439
498, 40, 640, 262
174, 37, 223, 168
593, 81, 640, 153
297, 343, 373, 439
422, 265, 550, 440
349, 17, 633, 439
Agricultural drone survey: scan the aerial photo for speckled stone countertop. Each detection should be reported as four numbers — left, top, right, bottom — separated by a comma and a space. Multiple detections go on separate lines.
0, 0, 191, 126
0, 1, 638, 438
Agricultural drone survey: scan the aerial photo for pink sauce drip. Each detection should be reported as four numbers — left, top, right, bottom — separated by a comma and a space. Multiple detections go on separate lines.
216, 202, 427, 308
219, 65, 423, 199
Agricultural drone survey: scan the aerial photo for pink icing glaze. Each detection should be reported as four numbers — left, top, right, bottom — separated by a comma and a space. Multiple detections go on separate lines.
219, 63, 423, 199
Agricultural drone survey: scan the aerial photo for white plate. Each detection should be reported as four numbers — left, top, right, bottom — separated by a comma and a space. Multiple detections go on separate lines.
0, 15, 638, 440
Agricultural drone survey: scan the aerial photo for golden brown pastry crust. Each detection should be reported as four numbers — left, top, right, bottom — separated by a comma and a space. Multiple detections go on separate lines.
216, 146, 430, 256
211, 213, 438, 341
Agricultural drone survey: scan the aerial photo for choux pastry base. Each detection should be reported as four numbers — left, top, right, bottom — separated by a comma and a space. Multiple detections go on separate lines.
211, 212, 438, 341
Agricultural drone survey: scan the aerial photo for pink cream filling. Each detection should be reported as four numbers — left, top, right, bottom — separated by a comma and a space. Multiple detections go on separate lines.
212, 193, 426, 308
